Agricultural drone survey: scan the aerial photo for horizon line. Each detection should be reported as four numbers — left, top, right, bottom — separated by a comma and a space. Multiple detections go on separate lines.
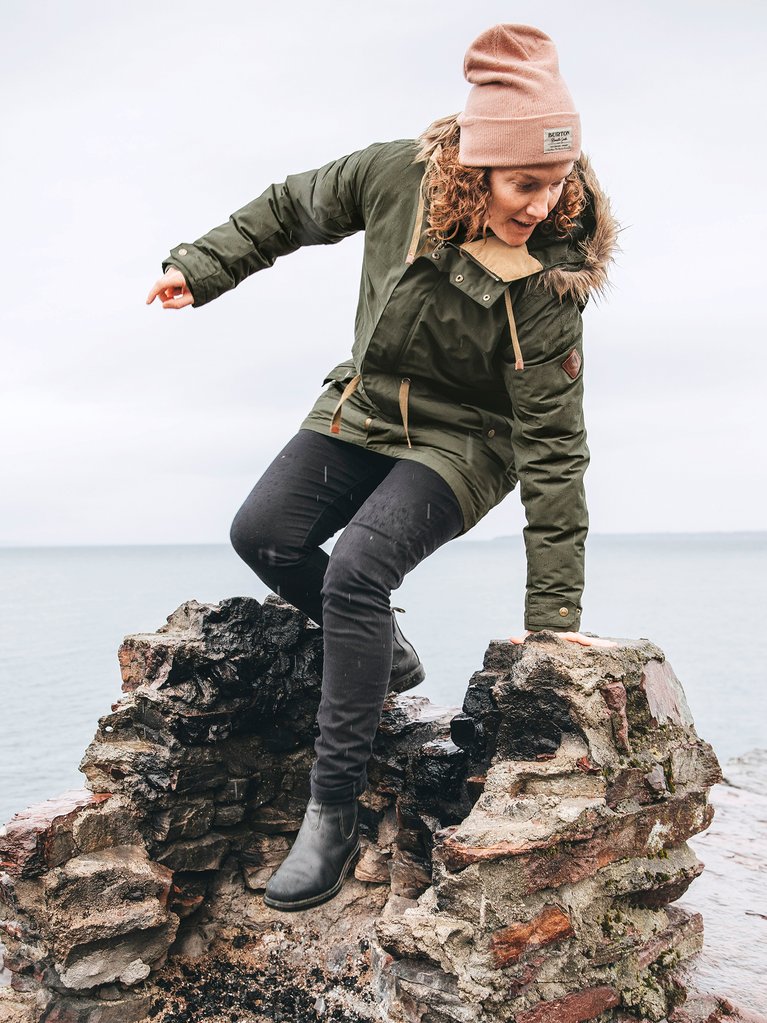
0, 529, 765, 551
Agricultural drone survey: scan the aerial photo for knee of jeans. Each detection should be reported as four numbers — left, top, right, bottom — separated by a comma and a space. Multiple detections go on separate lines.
230, 505, 298, 570
321, 532, 394, 606
229, 506, 257, 563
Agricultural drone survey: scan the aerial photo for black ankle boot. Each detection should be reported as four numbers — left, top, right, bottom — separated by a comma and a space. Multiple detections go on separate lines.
388, 607, 426, 695
262, 795, 360, 911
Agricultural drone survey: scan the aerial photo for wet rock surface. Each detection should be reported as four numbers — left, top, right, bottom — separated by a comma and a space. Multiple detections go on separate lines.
0, 596, 762, 1022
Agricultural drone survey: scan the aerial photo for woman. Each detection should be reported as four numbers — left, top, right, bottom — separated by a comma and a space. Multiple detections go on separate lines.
146, 24, 619, 912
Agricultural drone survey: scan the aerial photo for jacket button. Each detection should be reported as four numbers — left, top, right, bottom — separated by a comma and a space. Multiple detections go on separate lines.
177, 248, 188, 256
486, 428, 495, 438
432, 252, 441, 260
364, 417, 373, 429
482, 293, 491, 301
455, 274, 464, 283
559, 607, 569, 617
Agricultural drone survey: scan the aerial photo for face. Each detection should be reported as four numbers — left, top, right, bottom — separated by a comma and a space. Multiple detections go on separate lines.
486, 161, 574, 246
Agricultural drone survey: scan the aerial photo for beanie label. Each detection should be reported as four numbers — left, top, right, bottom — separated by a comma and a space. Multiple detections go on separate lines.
543, 127, 573, 154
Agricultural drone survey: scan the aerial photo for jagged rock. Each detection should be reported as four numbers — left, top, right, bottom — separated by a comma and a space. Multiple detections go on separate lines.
70, 796, 145, 855
2, 597, 755, 1022
489, 905, 575, 967
38, 988, 154, 1023
0, 988, 38, 1023
369, 637, 725, 1022
388, 848, 433, 900
212, 802, 245, 826
153, 832, 231, 872
514, 985, 621, 1023
167, 872, 210, 918
246, 791, 308, 833
149, 797, 214, 842
240, 833, 292, 891
41, 845, 177, 989
0, 792, 112, 879
355, 841, 392, 883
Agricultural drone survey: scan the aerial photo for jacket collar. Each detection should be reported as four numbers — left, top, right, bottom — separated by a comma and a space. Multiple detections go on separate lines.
459, 235, 543, 282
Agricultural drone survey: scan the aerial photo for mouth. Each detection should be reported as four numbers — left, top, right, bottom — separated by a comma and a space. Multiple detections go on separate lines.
510, 218, 537, 229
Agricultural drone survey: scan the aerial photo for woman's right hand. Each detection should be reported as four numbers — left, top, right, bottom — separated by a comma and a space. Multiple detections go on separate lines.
509, 630, 618, 648
146, 267, 194, 309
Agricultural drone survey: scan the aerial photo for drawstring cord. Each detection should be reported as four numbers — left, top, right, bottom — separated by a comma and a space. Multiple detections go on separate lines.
405, 186, 426, 265
329, 373, 361, 435
328, 372, 413, 450
504, 289, 525, 371
398, 377, 412, 448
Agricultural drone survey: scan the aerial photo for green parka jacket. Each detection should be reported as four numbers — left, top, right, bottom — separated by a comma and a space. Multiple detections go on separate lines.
162, 139, 618, 632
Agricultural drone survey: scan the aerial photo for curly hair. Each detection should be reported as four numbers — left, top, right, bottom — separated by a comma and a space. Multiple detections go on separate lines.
414, 114, 586, 244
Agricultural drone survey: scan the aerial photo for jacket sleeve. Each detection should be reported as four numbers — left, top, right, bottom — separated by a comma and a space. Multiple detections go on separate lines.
161, 145, 385, 308
502, 290, 590, 633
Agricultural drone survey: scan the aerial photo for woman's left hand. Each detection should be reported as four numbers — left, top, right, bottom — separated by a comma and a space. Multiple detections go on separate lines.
509, 630, 618, 648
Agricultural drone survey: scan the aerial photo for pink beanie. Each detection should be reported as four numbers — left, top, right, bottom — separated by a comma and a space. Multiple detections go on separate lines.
457, 24, 581, 168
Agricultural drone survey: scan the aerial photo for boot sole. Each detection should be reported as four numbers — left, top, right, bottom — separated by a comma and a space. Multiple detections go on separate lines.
387, 662, 426, 695
262, 839, 361, 912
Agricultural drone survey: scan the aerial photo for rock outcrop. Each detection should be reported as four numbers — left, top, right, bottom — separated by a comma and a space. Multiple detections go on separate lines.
0, 595, 747, 1022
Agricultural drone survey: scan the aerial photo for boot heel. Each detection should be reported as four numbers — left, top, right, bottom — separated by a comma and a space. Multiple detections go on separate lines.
388, 607, 426, 694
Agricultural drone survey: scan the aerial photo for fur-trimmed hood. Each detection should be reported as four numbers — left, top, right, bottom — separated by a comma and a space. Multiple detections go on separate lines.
533, 153, 620, 305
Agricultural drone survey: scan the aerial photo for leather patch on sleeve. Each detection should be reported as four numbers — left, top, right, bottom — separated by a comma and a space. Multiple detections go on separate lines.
562, 348, 582, 380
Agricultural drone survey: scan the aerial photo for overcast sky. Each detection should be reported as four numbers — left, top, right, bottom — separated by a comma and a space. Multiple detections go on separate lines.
2, 0, 766, 545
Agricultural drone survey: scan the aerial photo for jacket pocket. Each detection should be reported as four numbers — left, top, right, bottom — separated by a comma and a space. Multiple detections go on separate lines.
460, 403, 515, 474
505, 341, 584, 422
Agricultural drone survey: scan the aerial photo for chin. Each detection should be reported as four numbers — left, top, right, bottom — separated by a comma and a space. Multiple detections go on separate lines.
495, 225, 533, 247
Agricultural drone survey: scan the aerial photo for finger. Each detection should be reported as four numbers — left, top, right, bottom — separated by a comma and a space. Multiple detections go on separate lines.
561, 633, 618, 648
161, 293, 194, 309
508, 630, 531, 645
147, 270, 187, 305
147, 279, 179, 304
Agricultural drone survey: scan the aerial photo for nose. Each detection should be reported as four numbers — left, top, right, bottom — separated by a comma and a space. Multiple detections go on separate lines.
525, 189, 550, 222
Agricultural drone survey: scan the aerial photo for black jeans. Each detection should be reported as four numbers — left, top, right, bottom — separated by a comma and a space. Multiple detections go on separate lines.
229, 428, 464, 802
